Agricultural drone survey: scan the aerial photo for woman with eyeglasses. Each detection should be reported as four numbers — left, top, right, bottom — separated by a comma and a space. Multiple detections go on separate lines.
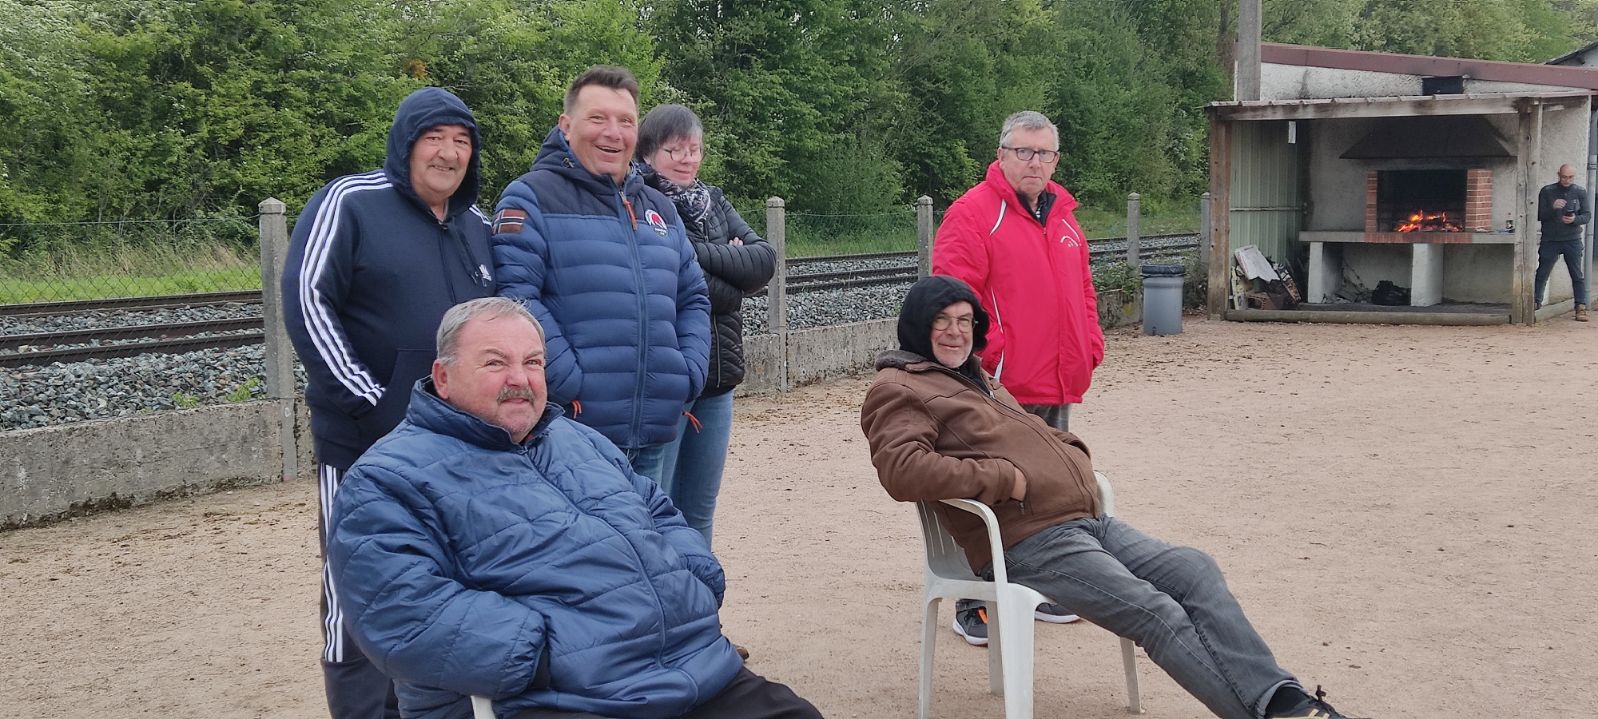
636, 104, 776, 563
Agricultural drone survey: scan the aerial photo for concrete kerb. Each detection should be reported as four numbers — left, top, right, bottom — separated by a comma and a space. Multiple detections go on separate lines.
0, 399, 313, 529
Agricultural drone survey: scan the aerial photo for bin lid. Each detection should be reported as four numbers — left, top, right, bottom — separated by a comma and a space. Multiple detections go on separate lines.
1140, 263, 1185, 277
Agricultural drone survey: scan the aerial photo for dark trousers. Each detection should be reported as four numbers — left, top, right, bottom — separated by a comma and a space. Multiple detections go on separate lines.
318, 463, 401, 719
1534, 238, 1589, 306
512, 668, 822, 719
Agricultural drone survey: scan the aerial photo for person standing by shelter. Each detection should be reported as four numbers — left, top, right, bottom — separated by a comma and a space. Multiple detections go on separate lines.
282, 86, 495, 719
1535, 163, 1590, 321
490, 66, 711, 482
930, 110, 1102, 644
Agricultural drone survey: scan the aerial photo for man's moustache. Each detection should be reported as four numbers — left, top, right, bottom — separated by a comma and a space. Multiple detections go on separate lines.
497, 388, 536, 402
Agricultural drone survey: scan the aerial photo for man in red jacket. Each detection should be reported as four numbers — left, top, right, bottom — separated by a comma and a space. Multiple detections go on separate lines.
932, 110, 1104, 644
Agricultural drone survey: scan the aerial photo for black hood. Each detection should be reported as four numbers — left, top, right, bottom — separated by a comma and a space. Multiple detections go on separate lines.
897, 275, 990, 363
383, 86, 483, 220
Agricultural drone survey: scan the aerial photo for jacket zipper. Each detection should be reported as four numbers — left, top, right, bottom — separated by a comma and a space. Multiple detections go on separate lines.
519, 442, 672, 662
618, 190, 648, 446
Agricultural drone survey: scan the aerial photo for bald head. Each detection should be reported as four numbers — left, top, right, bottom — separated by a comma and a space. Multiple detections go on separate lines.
1558, 164, 1577, 187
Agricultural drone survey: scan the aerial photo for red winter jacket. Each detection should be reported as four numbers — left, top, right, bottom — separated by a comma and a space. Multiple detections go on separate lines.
932, 162, 1104, 405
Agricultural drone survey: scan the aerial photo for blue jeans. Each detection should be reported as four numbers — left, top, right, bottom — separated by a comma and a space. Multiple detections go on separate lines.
656, 390, 735, 545
1534, 238, 1589, 306
1004, 517, 1298, 719
624, 443, 671, 486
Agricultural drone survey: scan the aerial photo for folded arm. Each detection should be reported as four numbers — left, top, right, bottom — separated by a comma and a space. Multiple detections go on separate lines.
329, 467, 548, 699
860, 378, 1019, 505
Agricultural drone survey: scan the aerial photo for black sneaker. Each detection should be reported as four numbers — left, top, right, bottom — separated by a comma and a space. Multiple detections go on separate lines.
1034, 602, 1081, 624
951, 603, 989, 646
1269, 686, 1359, 719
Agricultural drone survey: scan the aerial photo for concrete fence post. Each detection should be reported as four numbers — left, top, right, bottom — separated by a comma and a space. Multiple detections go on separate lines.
916, 196, 933, 279
766, 197, 789, 392
1126, 192, 1141, 266
1199, 191, 1213, 271
258, 198, 297, 483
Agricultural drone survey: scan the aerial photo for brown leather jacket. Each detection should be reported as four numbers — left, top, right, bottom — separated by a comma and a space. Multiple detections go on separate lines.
861, 350, 1101, 571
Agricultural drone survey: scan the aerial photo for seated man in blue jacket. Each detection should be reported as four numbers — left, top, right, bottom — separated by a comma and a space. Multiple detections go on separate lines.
327, 297, 821, 719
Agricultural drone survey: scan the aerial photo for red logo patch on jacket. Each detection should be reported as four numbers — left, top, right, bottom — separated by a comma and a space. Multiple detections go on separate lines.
492, 208, 527, 235
645, 209, 669, 236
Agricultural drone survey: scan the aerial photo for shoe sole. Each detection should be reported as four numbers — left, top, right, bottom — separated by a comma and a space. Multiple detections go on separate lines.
950, 618, 988, 647
1035, 610, 1081, 624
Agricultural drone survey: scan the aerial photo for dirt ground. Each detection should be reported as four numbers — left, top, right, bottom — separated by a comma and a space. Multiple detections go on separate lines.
3, 316, 1595, 719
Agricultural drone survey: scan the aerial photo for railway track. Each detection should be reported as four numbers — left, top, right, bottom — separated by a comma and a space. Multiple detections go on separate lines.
0, 234, 1198, 366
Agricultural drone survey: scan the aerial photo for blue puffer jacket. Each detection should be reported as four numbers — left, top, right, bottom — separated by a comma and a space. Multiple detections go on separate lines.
491, 128, 711, 450
328, 380, 742, 719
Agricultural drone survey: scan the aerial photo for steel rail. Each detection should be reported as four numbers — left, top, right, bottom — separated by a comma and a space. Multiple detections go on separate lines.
0, 317, 264, 351
0, 290, 262, 318
0, 331, 266, 368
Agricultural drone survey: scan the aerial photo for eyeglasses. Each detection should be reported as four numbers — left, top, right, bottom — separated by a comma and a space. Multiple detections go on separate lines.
1002, 146, 1060, 163
931, 315, 974, 331
663, 145, 703, 162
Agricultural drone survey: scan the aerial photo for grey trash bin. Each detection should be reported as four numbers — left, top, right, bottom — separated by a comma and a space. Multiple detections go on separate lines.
1140, 263, 1185, 336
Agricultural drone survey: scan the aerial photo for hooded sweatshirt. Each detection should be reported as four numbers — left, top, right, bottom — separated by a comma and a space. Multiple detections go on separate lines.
283, 86, 495, 471
861, 276, 1100, 570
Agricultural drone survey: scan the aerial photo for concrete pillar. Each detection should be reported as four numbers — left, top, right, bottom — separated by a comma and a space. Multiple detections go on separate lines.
1410, 243, 1444, 307
766, 197, 789, 392
257, 198, 297, 483
1307, 242, 1335, 303
916, 196, 933, 279
1125, 193, 1141, 267
1235, 0, 1262, 101
1199, 192, 1213, 272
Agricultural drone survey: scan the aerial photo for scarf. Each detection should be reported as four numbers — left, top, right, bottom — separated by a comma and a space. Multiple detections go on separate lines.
638, 161, 713, 233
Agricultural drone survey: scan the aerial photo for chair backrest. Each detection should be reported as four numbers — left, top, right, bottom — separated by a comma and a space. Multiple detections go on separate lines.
916, 500, 979, 582
917, 471, 1118, 586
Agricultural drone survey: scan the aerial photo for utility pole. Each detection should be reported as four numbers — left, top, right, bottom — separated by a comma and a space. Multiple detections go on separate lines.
1235, 0, 1262, 101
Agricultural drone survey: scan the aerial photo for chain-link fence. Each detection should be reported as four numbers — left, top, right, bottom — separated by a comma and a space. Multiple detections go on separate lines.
1, 193, 1206, 432
0, 216, 265, 305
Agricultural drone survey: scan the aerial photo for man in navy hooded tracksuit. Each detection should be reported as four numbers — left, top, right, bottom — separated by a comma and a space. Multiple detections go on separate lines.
283, 86, 495, 719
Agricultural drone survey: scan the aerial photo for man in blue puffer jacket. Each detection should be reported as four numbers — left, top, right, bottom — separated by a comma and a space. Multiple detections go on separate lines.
328, 297, 821, 719
490, 66, 710, 482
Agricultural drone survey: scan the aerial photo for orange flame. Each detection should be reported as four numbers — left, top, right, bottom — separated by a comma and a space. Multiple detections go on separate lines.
1395, 210, 1462, 233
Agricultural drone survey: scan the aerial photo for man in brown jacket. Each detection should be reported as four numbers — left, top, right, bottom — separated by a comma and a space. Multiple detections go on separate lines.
859, 276, 1360, 719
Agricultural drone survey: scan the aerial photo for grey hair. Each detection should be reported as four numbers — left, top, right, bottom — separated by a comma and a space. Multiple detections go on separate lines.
637, 104, 704, 161
435, 297, 544, 364
998, 110, 1059, 150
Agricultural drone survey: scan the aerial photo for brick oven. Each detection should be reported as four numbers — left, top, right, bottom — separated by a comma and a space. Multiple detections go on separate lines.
1366, 168, 1494, 239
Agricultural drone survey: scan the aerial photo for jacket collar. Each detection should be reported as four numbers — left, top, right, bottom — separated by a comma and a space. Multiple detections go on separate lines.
875, 349, 994, 396
403, 378, 564, 450
531, 126, 644, 198
980, 160, 1079, 222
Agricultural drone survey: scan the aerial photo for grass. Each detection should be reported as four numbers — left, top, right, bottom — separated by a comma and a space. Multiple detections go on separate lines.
0, 242, 260, 304
753, 199, 1202, 259
0, 196, 1203, 302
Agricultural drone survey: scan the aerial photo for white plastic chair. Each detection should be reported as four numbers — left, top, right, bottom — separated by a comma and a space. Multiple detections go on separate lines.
470, 696, 495, 719
916, 471, 1142, 719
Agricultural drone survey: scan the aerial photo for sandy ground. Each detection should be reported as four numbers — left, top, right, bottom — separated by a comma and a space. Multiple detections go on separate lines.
3, 316, 1596, 719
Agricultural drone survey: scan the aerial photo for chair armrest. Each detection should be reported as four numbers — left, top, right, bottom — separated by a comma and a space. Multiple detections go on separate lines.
938, 498, 1012, 584
1094, 471, 1116, 516
471, 695, 495, 719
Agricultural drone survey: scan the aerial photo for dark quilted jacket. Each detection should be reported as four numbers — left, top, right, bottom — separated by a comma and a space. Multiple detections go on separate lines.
648, 174, 776, 394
